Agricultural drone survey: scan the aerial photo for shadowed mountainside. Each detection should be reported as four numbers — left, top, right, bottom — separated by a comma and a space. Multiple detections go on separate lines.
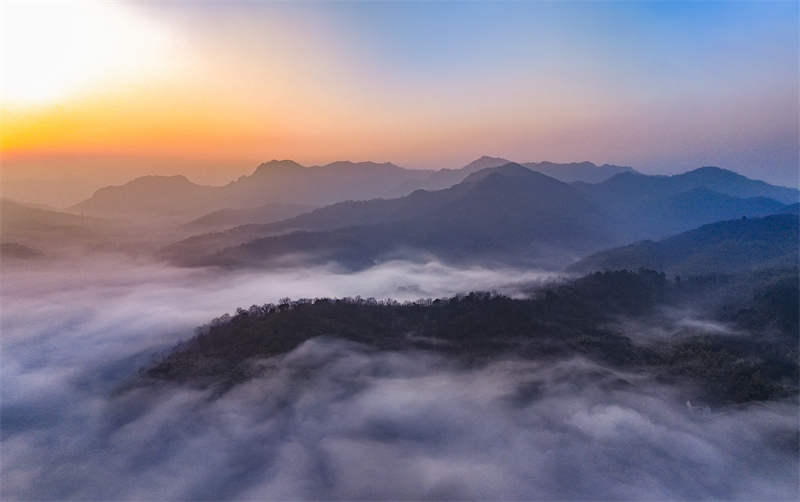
580, 166, 798, 205
567, 213, 800, 277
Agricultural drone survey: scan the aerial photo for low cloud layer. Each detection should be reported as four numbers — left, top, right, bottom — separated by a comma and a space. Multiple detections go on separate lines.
2, 257, 798, 500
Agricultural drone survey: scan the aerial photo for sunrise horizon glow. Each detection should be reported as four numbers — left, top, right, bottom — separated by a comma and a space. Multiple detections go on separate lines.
2, 1, 798, 189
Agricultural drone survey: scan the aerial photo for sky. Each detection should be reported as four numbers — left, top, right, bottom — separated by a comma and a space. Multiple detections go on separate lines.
2, 1, 798, 187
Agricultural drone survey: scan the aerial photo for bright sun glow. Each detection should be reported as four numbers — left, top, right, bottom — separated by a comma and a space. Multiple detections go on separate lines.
1, 1, 173, 106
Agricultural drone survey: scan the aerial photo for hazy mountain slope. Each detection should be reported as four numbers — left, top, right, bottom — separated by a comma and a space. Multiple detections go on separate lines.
1, 198, 214, 258
160, 180, 482, 263
1, 177, 101, 208
0, 242, 43, 259
573, 167, 797, 241
584, 167, 799, 205
422, 156, 511, 190
180, 166, 618, 269
617, 187, 789, 240
567, 213, 800, 276
215, 160, 433, 207
161, 163, 797, 270
68, 161, 435, 220
70, 175, 217, 217
183, 203, 315, 232
419, 168, 614, 254
1, 198, 122, 256
2, 198, 115, 238
421, 157, 635, 190
522, 161, 636, 183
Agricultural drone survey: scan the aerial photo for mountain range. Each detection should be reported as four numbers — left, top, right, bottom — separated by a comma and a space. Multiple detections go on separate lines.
68, 158, 639, 220
69, 161, 430, 218
11, 156, 798, 273
161, 163, 798, 270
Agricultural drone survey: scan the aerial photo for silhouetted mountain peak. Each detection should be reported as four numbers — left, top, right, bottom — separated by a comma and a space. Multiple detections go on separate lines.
460, 156, 512, 173
324, 161, 403, 171
523, 161, 639, 183
595, 166, 798, 205
685, 165, 734, 176
253, 159, 305, 175
462, 163, 537, 184
123, 175, 198, 188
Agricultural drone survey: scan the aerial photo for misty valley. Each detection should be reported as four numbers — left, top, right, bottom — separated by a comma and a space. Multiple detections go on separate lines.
2, 159, 798, 500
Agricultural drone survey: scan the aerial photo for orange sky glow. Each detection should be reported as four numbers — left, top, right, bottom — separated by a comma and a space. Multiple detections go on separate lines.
2, 1, 797, 190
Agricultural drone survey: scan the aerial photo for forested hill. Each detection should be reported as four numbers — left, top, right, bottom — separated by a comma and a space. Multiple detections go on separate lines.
140, 268, 799, 407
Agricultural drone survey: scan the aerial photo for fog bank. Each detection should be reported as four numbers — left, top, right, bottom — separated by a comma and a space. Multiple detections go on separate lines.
1, 257, 797, 500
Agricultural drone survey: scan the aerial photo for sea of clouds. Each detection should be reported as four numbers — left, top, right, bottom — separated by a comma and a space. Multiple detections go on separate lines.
2, 257, 797, 500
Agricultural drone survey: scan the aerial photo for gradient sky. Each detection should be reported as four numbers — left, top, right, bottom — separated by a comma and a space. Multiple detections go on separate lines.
2, 1, 798, 187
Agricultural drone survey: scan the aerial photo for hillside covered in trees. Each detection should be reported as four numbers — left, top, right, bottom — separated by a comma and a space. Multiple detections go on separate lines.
141, 267, 799, 407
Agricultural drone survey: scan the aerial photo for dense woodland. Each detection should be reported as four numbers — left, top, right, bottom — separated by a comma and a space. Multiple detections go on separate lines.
143, 267, 799, 407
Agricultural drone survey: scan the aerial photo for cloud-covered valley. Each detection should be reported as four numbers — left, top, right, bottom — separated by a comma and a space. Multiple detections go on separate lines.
2, 256, 797, 500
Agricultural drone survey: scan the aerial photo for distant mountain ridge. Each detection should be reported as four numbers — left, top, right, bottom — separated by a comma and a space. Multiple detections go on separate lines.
522, 161, 637, 183
68, 157, 645, 220
70, 175, 216, 217
583, 166, 798, 205
422, 156, 637, 190
161, 163, 796, 270
161, 164, 619, 269
573, 166, 799, 241
71, 161, 432, 218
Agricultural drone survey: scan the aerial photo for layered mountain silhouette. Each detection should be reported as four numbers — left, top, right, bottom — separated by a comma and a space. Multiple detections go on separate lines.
1, 198, 119, 257
162, 164, 618, 269
575, 167, 798, 241
580, 166, 798, 205
161, 163, 797, 270
182, 203, 315, 232
523, 161, 637, 184
567, 213, 799, 277
421, 156, 636, 190
2, 198, 204, 258
70, 161, 432, 219
70, 175, 216, 217
69, 157, 641, 220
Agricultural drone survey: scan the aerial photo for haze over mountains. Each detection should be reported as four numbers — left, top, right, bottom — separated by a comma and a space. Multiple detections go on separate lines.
157, 162, 798, 271
67, 157, 638, 220
5, 158, 797, 272
568, 213, 800, 276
